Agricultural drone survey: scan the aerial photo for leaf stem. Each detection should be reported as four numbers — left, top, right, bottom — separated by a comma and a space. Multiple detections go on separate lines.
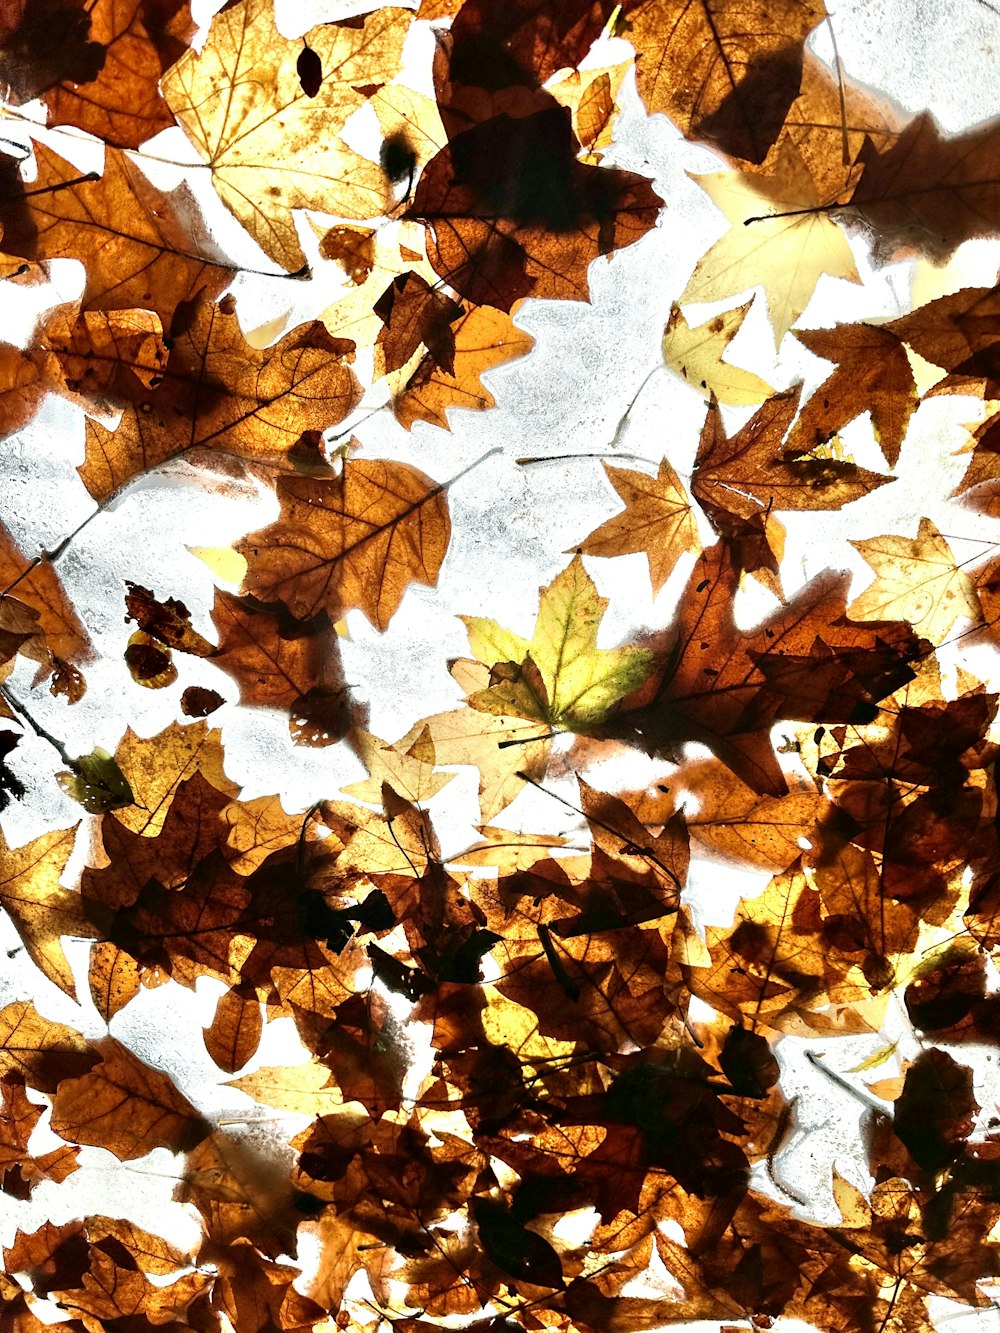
0, 682, 72, 767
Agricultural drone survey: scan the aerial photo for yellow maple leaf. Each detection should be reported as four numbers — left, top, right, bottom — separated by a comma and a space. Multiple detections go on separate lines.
341, 725, 453, 805
576, 459, 700, 593
462, 555, 654, 730
661, 301, 774, 405
849, 516, 983, 644
162, 0, 411, 271
682, 144, 860, 346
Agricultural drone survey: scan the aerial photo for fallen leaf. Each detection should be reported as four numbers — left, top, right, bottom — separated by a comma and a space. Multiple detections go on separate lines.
0, 1000, 94, 1093
464, 554, 655, 730
80, 292, 359, 500
682, 143, 860, 345
849, 517, 983, 645
0, 142, 234, 320
237, 458, 452, 631
790, 323, 917, 465
624, 0, 827, 164
575, 459, 700, 594
162, 0, 411, 269
50, 1035, 210, 1160
662, 301, 774, 405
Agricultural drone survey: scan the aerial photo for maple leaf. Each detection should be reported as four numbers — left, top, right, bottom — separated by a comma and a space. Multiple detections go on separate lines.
80, 291, 359, 500
408, 104, 663, 310
237, 458, 452, 631
682, 144, 860, 345
790, 323, 917, 465
849, 517, 983, 645
112, 719, 236, 837
162, 0, 411, 270
0, 143, 234, 320
622, 0, 826, 164
463, 554, 654, 731
662, 300, 774, 406
50, 1035, 209, 1160
575, 459, 700, 595
849, 112, 1000, 264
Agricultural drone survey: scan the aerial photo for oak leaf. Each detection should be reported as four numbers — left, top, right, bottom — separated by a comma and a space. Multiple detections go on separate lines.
112, 719, 237, 837
849, 517, 982, 645
662, 301, 774, 406
623, 0, 826, 164
209, 591, 351, 746
682, 144, 860, 345
464, 554, 654, 730
790, 323, 917, 465
81, 292, 359, 500
33, 0, 195, 150
0, 1000, 94, 1092
0, 143, 234, 320
162, 0, 411, 270
237, 458, 452, 631
389, 300, 535, 431
50, 1035, 210, 1160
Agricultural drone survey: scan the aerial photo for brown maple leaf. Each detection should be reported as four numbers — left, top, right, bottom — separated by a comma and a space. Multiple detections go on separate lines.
790, 323, 917, 466
408, 104, 663, 311
608, 541, 921, 794
576, 459, 700, 594
13, 0, 196, 150
237, 458, 452, 631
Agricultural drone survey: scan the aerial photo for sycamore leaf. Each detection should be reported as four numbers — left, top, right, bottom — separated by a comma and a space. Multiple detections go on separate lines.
50, 1036, 210, 1160
0, 824, 97, 996
162, 0, 411, 270
575, 459, 700, 594
464, 555, 654, 730
0, 143, 234, 321
408, 105, 663, 310
237, 459, 452, 631
0, 1000, 94, 1093
790, 323, 917, 466
849, 517, 983, 644
662, 301, 774, 405
624, 0, 827, 164
423, 661, 553, 822
682, 143, 860, 346
80, 292, 359, 500
692, 389, 893, 517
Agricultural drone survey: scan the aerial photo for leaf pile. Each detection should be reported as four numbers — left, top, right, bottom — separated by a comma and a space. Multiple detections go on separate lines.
1, 1, 1000, 1331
